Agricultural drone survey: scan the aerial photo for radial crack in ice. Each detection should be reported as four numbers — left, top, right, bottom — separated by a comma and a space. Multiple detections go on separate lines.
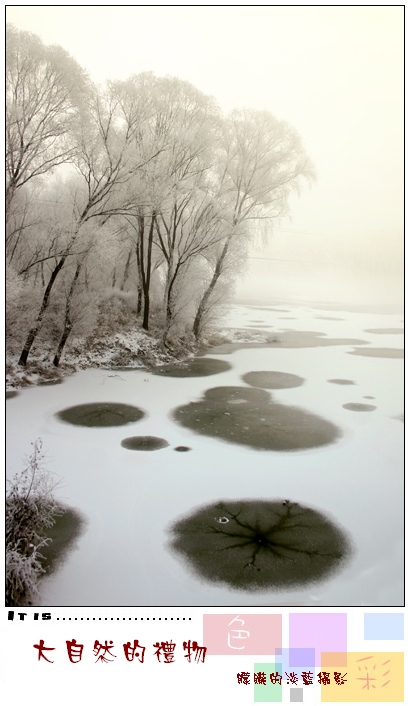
168, 500, 351, 590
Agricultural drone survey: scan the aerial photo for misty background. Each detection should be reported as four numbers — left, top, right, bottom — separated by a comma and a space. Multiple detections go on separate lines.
6, 5, 403, 307
6, 6, 404, 615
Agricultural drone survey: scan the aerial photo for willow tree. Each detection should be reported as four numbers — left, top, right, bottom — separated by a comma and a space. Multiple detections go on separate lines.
6, 24, 88, 220
109, 74, 222, 333
17, 82, 146, 366
148, 77, 221, 339
156, 189, 226, 342
193, 109, 315, 338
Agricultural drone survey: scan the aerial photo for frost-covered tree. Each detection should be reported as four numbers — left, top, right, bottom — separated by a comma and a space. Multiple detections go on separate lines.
156, 189, 226, 342
140, 76, 222, 339
108, 74, 221, 333
192, 222, 249, 339
193, 109, 315, 338
6, 24, 89, 218
17, 78, 157, 366
6, 439, 63, 606
51, 221, 120, 366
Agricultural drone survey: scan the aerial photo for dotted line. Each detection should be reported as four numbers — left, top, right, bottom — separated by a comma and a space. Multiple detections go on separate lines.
56, 617, 192, 621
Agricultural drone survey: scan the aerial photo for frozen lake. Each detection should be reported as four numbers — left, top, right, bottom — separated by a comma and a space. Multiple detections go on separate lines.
6, 301, 404, 606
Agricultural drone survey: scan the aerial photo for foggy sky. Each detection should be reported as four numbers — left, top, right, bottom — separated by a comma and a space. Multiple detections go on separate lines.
6, 6, 404, 307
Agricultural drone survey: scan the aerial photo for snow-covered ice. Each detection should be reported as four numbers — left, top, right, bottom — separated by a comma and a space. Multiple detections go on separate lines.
6, 301, 404, 606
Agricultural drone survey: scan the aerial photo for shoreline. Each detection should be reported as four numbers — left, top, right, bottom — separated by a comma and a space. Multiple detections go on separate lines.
6, 326, 270, 391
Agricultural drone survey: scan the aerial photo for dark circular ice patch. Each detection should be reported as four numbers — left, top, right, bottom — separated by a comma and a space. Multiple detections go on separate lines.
242, 370, 304, 389
173, 386, 340, 451
364, 328, 404, 334
152, 357, 232, 377
39, 506, 85, 575
342, 403, 376, 412
174, 446, 192, 452
121, 436, 169, 451
57, 402, 145, 427
328, 379, 355, 385
348, 347, 403, 359
169, 499, 351, 590
6, 391, 19, 399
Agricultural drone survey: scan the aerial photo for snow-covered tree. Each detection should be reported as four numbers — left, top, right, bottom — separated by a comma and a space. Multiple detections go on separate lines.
17, 79, 155, 366
192, 109, 315, 338
6, 24, 89, 218
6, 439, 63, 606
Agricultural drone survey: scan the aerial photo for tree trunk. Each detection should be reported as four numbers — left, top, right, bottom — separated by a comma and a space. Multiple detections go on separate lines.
52, 325, 72, 367
53, 262, 82, 367
137, 216, 148, 329
164, 269, 173, 334
193, 238, 230, 340
141, 214, 155, 331
120, 250, 132, 291
136, 284, 143, 316
18, 222, 81, 365
162, 261, 181, 346
135, 240, 143, 316
18, 255, 67, 366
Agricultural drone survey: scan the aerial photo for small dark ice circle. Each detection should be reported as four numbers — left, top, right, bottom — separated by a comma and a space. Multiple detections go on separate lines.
342, 403, 376, 412
57, 402, 145, 427
121, 436, 169, 451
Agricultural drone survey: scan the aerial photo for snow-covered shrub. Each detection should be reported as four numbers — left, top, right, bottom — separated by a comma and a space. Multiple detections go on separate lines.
6, 439, 63, 606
